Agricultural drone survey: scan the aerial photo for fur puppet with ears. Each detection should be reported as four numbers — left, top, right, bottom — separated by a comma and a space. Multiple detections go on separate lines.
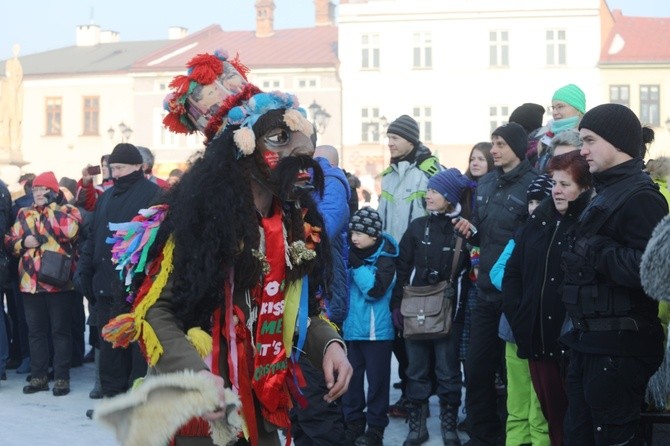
95, 371, 243, 446
641, 214, 670, 302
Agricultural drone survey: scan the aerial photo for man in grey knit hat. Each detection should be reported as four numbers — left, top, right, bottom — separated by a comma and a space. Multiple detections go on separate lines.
377, 114, 444, 419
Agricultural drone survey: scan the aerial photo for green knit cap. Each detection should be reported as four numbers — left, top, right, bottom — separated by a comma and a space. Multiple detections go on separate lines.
552, 84, 586, 114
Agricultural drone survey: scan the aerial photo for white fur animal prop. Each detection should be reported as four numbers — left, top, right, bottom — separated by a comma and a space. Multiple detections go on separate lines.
641, 214, 670, 302
95, 370, 243, 446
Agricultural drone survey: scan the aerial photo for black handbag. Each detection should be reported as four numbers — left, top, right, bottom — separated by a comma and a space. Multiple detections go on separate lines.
38, 250, 73, 288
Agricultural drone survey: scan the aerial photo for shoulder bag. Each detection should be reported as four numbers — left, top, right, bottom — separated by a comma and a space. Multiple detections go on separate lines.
401, 236, 463, 340
38, 250, 73, 288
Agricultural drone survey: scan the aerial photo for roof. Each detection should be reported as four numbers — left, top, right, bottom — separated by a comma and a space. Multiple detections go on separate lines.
1, 40, 171, 76
133, 25, 339, 71
1, 24, 339, 77
600, 10, 670, 64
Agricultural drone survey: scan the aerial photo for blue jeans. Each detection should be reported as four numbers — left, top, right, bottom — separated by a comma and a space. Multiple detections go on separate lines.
342, 340, 393, 428
405, 323, 464, 406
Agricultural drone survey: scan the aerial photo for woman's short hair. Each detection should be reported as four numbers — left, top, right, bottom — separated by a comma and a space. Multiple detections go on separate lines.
547, 150, 592, 190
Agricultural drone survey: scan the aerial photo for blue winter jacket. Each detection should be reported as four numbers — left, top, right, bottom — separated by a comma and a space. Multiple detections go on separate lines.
312, 157, 351, 325
343, 233, 399, 341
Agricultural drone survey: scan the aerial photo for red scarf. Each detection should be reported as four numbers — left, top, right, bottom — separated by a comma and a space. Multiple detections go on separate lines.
252, 206, 292, 428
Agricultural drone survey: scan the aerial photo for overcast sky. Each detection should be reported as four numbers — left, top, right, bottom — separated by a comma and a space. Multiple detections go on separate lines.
2, 0, 669, 60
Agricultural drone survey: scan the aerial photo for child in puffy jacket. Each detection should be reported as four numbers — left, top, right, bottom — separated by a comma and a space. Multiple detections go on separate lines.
341, 207, 398, 446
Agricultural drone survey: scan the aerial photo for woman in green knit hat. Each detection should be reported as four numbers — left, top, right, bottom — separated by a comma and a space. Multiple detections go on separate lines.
536, 84, 586, 171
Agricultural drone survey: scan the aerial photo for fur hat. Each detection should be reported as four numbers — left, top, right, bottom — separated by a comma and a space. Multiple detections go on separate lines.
427, 168, 470, 205
95, 371, 243, 446
527, 174, 553, 202
641, 214, 670, 302
492, 122, 527, 161
387, 115, 420, 145
33, 171, 60, 194
578, 103, 642, 158
349, 207, 382, 238
509, 103, 546, 134
552, 84, 586, 114
108, 143, 143, 165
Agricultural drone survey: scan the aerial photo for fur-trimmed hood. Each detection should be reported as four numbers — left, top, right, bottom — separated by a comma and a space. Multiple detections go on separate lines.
641, 214, 670, 301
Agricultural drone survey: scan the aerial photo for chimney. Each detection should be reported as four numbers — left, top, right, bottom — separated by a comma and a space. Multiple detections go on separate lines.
255, 0, 275, 38
315, 0, 336, 26
76, 24, 101, 47
100, 30, 120, 43
168, 26, 188, 40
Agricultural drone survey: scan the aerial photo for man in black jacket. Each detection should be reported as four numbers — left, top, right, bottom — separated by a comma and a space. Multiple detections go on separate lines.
560, 103, 668, 445
454, 122, 538, 446
76, 143, 162, 398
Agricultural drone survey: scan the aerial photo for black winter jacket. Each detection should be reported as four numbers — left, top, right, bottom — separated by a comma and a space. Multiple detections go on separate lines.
472, 160, 539, 300
392, 212, 470, 322
76, 171, 161, 307
560, 158, 668, 357
502, 192, 590, 360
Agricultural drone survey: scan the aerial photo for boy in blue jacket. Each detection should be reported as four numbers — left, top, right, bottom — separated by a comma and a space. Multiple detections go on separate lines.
342, 207, 399, 446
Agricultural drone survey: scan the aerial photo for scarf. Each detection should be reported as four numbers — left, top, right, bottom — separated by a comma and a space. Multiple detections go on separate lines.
550, 116, 580, 135
253, 205, 292, 429
112, 169, 144, 195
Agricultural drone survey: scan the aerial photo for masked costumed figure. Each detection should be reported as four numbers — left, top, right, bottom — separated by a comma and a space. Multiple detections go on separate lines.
97, 50, 351, 446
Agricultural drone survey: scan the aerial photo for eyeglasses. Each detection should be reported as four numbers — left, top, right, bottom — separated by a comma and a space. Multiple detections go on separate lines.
549, 103, 567, 112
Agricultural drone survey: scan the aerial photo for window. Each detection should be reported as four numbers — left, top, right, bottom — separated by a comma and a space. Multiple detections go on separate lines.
413, 32, 432, 69
609, 85, 630, 107
413, 106, 432, 142
45, 97, 62, 136
640, 85, 660, 126
489, 31, 509, 67
489, 105, 510, 133
546, 29, 566, 66
261, 79, 282, 90
83, 96, 99, 135
361, 33, 380, 69
361, 107, 382, 142
296, 77, 318, 89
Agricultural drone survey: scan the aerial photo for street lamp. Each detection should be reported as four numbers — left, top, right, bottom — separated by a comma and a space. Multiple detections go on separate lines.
308, 100, 331, 134
107, 121, 133, 142
665, 116, 670, 132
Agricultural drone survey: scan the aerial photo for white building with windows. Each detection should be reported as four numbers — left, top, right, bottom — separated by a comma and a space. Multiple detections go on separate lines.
338, 0, 604, 175
2, 0, 669, 185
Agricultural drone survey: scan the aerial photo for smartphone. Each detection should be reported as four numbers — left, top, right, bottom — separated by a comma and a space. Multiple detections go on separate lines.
87, 165, 102, 175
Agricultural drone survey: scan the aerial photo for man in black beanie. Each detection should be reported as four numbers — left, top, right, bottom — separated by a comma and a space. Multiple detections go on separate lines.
454, 122, 538, 446
76, 143, 162, 413
559, 103, 668, 445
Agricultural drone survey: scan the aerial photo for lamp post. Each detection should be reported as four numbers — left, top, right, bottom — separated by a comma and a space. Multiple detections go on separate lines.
308, 100, 331, 134
107, 121, 133, 143
665, 116, 670, 133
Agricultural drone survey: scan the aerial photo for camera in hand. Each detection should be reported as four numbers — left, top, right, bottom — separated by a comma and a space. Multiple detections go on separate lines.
423, 268, 441, 285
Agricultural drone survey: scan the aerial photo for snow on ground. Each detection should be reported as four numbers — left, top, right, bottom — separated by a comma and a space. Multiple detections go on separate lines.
0, 355, 469, 445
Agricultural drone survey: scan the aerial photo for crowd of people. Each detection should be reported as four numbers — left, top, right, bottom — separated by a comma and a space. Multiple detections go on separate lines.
1, 49, 670, 446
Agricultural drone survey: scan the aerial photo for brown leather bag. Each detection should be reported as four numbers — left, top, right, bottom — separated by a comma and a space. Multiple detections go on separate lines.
400, 237, 463, 340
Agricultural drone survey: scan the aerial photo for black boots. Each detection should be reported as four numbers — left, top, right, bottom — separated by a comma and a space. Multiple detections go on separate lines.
356, 425, 384, 446
403, 400, 429, 446
23, 376, 49, 394
345, 419, 366, 446
440, 404, 461, 446
52, 379, 70, 396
